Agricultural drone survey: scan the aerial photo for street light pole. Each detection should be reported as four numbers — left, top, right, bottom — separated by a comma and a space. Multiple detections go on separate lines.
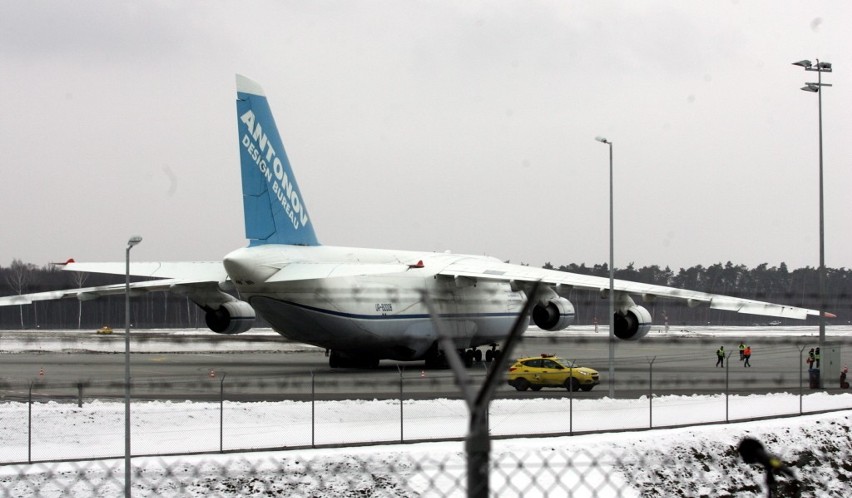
596, 136, 615, 398
792, 59, 832, 388
125, 235, 142, 497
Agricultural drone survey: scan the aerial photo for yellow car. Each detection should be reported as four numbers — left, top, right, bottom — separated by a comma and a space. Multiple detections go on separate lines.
507, 355, 600, 392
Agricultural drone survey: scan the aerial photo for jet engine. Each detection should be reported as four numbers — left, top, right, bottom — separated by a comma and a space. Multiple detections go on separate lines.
532, 297, 576, 331
613, 305, 652, 341
205, 301, 256, 334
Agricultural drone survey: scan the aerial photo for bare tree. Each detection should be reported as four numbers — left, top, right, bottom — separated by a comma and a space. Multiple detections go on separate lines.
5, 259, 34, 329
69, 271, 89, 329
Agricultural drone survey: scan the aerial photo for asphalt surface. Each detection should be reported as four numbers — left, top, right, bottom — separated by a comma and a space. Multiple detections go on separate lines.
2, 331, 848, 402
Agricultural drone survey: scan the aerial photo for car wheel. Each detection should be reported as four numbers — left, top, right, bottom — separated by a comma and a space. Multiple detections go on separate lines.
580, 385, 593, 392
531, 385, 542, 391
513, 378, 530, 391
565, 378, 581, 392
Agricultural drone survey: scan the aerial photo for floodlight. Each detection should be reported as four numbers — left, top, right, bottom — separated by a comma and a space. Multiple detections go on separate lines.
792, 60, 812, 68
800, 84, 819, 93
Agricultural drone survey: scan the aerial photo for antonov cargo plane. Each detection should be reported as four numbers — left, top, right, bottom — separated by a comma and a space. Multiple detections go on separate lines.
0, 75, 824, 368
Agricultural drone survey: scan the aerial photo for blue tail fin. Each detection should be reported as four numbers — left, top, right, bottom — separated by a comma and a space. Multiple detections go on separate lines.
236, 74, 320, 246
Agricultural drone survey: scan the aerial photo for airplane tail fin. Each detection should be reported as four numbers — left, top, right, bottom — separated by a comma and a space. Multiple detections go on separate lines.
235, 74, 320, 246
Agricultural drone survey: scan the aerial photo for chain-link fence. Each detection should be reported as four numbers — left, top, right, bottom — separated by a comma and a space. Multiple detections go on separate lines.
2, 410, 851, 496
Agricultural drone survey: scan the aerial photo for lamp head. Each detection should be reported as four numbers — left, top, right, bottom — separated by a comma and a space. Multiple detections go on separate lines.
800, 84, 819, 93
127, 236, 143, 248
595, 136, 609, 144
792, 60, 812, 69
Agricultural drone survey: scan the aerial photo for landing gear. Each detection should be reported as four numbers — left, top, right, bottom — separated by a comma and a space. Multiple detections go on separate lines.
423, 343, 503, 369
462, 345, 501, 366
484, 344, 500, 363
328, 350, 380, 369
463, 349, 474, 367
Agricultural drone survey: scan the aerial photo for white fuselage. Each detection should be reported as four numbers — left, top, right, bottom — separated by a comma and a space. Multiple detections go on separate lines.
223, 245, 527, 360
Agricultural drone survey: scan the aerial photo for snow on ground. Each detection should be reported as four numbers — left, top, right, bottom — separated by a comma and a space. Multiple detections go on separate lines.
1, 326, 852, 496
1, 397, 850, 497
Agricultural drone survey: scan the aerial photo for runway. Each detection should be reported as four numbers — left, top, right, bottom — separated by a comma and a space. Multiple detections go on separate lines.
2, 327, 849, 402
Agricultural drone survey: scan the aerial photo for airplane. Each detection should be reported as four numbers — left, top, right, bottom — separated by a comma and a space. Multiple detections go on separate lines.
0, 75, 827, 368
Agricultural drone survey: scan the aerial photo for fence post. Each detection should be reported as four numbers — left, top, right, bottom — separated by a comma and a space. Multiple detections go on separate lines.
77, 383, 83, 408
725, 352, 732, 423
28, 381, 33, 464
219, 373, 226, 453
799, 345, 806, 415
311, 371, 315, 448
398, 365, 404, 443
568, 362, 574, 435
648, 357, 656, 428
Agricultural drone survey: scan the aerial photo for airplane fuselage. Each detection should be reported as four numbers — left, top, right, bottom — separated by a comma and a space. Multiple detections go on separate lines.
224, 245, 527, 361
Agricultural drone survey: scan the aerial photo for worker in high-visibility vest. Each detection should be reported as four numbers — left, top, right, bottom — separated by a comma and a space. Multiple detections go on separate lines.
715, 346, 725, 368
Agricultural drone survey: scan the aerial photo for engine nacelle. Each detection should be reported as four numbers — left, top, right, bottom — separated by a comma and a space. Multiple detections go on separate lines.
613, 305, 652, 341
205, 301, 256, 335
532, 297, 576, 331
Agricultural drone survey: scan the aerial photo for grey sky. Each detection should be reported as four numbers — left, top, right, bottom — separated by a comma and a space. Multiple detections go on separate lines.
1, 1, 849, 271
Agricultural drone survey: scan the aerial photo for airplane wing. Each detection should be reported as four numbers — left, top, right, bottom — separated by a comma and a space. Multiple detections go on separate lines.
0, 261, 235, 307
437, 258, 826, 320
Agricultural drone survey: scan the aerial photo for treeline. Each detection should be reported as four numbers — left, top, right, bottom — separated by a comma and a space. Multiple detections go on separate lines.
544, 261, 850, 326
1, 260, 849, 330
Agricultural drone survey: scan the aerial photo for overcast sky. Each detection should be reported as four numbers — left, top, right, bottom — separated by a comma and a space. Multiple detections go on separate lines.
1, 1, 850, 272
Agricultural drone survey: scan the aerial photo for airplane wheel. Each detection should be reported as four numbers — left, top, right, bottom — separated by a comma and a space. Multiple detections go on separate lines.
474, 349, 483, 362
463, 349, 474, 368
329, 351, 341, 368
485, 350, 494, 362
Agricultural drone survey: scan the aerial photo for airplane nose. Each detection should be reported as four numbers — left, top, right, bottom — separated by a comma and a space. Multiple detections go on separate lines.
223, 248, 278, 284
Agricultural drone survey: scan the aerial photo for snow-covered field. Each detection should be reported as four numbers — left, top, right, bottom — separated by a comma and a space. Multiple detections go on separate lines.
1, 395, 850, 497
1, 326, 851, 496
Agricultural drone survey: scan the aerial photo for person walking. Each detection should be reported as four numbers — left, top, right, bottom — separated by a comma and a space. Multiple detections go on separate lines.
815, 347, 821, 369
840, 366, 849, 389
807, 348, 815, 370
743, 345, 752, 367
716, 346, 725, 367
738, 342, 746, 361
